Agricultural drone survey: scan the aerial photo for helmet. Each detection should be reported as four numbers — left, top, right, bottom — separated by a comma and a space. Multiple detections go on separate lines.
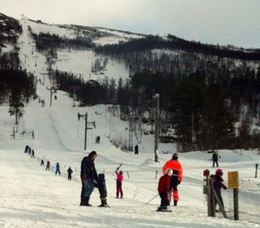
215, 169, 223, 176
166, 169, 173, 176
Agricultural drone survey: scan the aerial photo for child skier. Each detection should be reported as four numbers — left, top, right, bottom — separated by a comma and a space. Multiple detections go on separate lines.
157, 169, 173, 211
40, 159, 44, 166
55, 162, 61, 175
213, 169, 227, 212
97, 173, 109, 207
115, 166, 124, 198
67, 166, 73, 180
46, 160, 50, 170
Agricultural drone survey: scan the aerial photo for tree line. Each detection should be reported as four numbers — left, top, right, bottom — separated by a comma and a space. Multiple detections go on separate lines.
95, 34, 260, 61
30, 29, 94, 52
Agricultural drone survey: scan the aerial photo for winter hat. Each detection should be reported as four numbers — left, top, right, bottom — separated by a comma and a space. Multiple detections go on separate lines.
166, 169, 173, 176
215, 169, 223, 176
119, 170, 123, 174
172, 153, 178, 160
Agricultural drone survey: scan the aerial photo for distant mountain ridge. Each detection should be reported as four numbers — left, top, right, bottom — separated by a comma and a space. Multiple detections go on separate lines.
1, 12, 260, 61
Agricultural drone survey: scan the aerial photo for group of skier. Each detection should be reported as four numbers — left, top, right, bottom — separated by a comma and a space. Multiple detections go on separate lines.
157, 152, 183, 211
157, 151, 227, 212
25, 145, 227, 212
24, 145, 35, 158
25, 145, 74, 180
42, 160, 73, 180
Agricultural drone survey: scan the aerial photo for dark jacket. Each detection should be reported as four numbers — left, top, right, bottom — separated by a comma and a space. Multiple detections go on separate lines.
80, 156, 98, 181
67, 167, 73, 175
97, 173, 107, 198
212, 152, 218, 161
213, 175, 227, 194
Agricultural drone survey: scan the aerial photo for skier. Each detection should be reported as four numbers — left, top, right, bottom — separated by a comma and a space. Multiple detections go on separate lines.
115, 165, 124, 198
213, 169, 227, 212
28, 147, 31, 155
80, 151, 98, 206
212, 150, 219, 167
67, 166, 73, 180
162, 153, 184, 206
31, 149, 35, 158
40, 159, 44, 166
157, 169, 173, 212
95, 136, 100, 143
97, 173, 109, 207
55, 162, 61, 175
46, 160, 50, 170
24, 145, 29, 153
134, 144, 139, 155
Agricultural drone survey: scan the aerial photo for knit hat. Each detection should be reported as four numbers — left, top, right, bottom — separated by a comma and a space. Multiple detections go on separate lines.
172, 153, 178, 160
215, 169, 223, 176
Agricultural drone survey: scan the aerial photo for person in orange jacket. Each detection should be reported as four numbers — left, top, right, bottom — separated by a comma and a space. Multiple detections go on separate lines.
162, 153, 184, 206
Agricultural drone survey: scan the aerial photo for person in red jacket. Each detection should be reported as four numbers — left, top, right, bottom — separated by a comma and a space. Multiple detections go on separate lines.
157, 169, 173, 211
115, 168, 124, 198
162, 153, 184, 206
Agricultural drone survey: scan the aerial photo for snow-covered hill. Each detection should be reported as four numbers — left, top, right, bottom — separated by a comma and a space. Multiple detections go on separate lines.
0, 14, 260, 228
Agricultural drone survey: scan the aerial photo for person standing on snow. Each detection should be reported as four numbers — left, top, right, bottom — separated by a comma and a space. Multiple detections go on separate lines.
55, 162, 61, 175
46, 160, 50, 171
212, 150, 219, 167
97, 173, 109, 207
213, 169, 227, 211
115, 167, 124, 198
31, 149, 35, 158
134, 144, 139, 155
80, 151, 98, 206
157, 169, 173, 211
40, 159, 44, 166
162, 153, 184, 206
67, 166, 73, 180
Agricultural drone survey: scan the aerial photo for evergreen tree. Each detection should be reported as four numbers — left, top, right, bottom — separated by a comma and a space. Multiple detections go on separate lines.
9, 91, 24, 124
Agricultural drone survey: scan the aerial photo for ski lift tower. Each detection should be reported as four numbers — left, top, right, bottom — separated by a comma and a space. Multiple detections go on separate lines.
128, 113, 134, 152
153, 93, 160, 162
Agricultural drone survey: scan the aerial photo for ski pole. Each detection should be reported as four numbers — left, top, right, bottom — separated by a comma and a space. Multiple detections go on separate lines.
145, 194, 158, 204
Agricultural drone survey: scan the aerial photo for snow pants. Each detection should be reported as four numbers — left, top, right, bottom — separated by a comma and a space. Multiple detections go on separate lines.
212, 160, 219, 167
172, 187, 179, 201
159, 192, 170, 208
116, 181, 123, 198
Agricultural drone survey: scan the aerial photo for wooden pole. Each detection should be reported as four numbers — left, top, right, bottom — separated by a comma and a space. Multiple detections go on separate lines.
255, 164, 258, 178
84, 113, 88, 150
206, 176, 211, 216
234, 188, 239, 220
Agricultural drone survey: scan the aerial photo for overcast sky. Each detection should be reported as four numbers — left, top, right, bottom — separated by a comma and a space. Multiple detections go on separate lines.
1, 0, 260, 48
